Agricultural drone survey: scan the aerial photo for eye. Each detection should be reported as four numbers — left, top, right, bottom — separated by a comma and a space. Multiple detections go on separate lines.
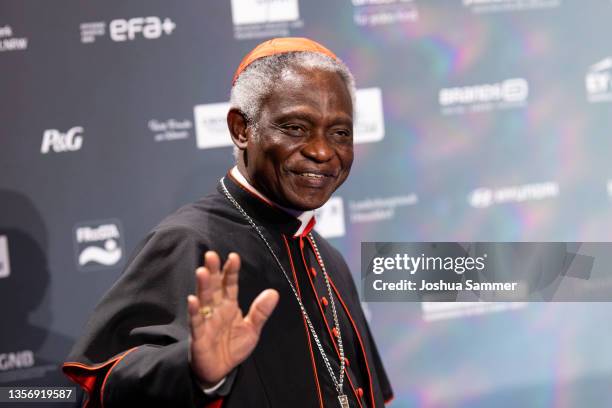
332, 128, 353, 142
281, 124, 306, 137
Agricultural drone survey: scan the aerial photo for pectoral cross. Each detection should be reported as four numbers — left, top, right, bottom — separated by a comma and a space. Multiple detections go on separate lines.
338, 394, 349, 408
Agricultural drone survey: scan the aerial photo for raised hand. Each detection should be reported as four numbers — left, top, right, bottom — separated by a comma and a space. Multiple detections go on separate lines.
187, 251, 279, 386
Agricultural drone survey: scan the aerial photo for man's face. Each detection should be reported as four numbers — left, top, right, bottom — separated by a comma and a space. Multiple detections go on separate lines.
245, 67, 354, 211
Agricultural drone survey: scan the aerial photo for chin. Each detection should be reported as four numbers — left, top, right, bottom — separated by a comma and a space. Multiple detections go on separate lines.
290, 194, 329, 211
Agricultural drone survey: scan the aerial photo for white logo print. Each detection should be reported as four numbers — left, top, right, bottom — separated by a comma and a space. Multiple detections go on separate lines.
0, 25, 28, 52
586, 57, 612, 103
421, 302, 526, 322
468, 188, 494, 209
439, 78, 529, 115
315, 197, 346, 239
0, 350, 35, 371
462, 0, 561, 14
0, 235, 10, 278
41, 126, 83, 154
193, 102, 233, 150
469, 182, 559, 208
74, 220, 124, 271
352, 0, 419, 27
80, 17, 176, 44
149, 118, 192, 142
230, 0, 303, 40
110, 17, 176, 42
354, 88, 385, 144
230, 0, 300, 25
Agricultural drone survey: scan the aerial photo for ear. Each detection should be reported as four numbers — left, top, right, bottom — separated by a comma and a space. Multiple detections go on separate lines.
227, 108, 251, 150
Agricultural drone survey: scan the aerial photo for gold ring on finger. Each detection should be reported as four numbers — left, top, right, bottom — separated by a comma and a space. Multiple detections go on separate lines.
199, 305, 214, 319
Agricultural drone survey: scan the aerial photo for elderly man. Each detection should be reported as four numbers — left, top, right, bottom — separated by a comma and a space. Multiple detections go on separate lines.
63, 38, 393, 407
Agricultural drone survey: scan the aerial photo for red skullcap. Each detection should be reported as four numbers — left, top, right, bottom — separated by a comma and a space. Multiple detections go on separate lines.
232, 37, 339, 85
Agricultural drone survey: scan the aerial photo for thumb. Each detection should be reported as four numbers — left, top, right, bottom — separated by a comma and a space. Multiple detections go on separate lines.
245, 289, 279, 335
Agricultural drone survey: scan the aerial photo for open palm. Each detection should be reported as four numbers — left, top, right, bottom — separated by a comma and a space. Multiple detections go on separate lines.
187, 251, 279, 386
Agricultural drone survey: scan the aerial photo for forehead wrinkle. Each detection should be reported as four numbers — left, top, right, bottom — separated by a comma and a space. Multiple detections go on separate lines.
266, 71, 352, 124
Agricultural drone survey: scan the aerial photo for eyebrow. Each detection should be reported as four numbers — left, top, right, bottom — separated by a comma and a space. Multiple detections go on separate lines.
273, 110, 353, 127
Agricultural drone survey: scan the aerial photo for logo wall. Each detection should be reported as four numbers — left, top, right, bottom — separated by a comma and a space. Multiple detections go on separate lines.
586, 57, 612, 103
80, 17, 176, 44
74, 220, 124, 271
439, 78, 529, 115
193, 88, 385, 150
0, 25, 28, 52
0, 235, 10, 278
41, 127, 83, 154
230, 0, 303, 40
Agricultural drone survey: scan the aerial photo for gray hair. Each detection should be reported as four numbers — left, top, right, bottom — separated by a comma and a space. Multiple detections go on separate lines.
229, 51, 356, 160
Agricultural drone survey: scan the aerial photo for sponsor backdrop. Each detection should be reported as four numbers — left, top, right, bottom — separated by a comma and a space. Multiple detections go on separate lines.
2, 0, 612, 406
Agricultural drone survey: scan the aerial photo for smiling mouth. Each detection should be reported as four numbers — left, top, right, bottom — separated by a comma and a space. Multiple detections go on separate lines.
290, 170, 336, 179
300, 172, 325, 179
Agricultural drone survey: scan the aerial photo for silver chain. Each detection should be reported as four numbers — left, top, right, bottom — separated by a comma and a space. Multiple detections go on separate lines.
220, 177, 346, 396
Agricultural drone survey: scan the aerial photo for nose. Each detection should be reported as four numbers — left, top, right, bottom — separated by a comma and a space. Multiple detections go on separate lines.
301, 132, 334, 163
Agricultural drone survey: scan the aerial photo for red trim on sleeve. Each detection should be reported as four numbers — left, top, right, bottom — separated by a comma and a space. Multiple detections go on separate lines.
385, 395, 395, 405
282, 235, 324, 408
62, 347, 138, 408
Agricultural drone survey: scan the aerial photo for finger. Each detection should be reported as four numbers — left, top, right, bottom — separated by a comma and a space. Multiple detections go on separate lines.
188, 294, 206, 333
195, 266, 215, 306
244, 289, 279, 336
204, 250, 221, 274
204, 251, 224, 305
187, 294, 200, 317
222, 252, 240, 300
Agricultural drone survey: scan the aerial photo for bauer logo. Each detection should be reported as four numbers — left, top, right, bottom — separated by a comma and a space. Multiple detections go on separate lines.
74, 219, 125, 271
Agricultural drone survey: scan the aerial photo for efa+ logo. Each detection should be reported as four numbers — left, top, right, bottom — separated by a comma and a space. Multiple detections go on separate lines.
109, 17, 176, 42
41, 126, 83, 154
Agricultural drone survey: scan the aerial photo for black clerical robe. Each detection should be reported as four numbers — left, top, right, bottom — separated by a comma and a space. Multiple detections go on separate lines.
63, 173, 393, 407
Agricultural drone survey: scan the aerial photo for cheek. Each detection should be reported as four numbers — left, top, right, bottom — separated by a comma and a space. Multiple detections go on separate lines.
340, 149, 354, 169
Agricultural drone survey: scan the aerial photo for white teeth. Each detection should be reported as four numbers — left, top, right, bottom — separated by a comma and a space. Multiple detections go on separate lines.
300, 172, 324, 179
